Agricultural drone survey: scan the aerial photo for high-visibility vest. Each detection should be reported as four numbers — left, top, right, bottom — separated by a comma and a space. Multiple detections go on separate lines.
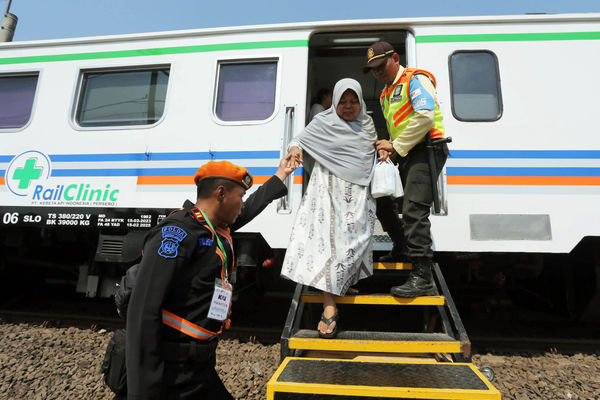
380, 68, 445, 142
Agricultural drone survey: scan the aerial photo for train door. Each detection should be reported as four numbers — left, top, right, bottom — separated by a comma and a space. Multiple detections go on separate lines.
305, 30, 449, 215
306, 30, 407, 136
305, 30, 433, 252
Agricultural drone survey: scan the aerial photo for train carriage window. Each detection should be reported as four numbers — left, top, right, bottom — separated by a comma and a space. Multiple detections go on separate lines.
215, 61, 277, 121
76, 67, 169, 127
449, 51, 502, 121
0, 74, 38, 130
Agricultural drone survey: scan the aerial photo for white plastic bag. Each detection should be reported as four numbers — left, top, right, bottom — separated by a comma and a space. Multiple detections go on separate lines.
371, 159, 397, 198
392, 167, 404, 198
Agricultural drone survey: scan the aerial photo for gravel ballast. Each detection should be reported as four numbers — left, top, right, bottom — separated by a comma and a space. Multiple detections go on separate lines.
0, 322, 598, 400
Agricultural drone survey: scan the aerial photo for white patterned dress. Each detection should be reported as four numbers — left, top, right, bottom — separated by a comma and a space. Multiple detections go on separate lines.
281, 162, 376, 296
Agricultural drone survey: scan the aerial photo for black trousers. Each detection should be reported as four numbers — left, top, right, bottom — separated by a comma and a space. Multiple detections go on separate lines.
163, 342, 234, 400
376, 142, 448, 262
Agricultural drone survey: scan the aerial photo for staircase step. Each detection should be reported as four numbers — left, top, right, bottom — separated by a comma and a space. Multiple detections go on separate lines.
374, 262, 412, 270
289, 330, 462, 353
267, 357, 501, 400
301, 293, 445, 306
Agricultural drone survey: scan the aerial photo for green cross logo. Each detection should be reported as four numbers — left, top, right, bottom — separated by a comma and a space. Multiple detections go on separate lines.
12, 158, 43, 189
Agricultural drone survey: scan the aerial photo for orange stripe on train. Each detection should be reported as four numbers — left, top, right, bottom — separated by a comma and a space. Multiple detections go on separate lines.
447, 176, 600, 185
137, 175, 303, 185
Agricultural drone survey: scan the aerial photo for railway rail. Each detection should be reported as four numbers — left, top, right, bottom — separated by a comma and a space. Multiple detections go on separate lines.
1, 306, 599, 353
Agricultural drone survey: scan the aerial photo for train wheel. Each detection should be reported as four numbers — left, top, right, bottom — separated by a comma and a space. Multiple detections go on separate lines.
478, 365, 495, 381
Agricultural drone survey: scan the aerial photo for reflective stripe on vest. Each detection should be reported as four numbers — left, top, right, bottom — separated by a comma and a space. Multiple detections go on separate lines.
162, 309, 218, 340
380, 68, 445, 141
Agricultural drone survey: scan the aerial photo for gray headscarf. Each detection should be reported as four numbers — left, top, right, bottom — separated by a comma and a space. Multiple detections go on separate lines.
295, 78, 377, 186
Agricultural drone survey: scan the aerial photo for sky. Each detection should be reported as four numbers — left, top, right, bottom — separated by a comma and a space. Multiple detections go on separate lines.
2, 0, 600, 42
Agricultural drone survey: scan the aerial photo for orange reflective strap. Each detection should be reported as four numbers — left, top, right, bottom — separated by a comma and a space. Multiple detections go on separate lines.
403, 68, 437, 95
431, 128, 444, 139
381, 74, 404, 101
399, 71, 412, 84
393, 101, 412, 120
380, 86, 391, 99
394, 106, 414, 127
393, 101, 412, 119
161, 309, 217, 340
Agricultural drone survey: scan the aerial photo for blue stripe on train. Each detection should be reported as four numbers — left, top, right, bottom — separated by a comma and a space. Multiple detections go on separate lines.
50, 166, 302, 177
4, 150, 600, 163
48, 150, 282, 162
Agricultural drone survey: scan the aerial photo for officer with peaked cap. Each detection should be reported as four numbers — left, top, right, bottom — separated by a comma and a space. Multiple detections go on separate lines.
363, 41, 449, 298
126, 156, 295, 399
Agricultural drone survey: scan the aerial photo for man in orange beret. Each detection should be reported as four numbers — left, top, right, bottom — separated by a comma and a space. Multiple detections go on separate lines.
126, 155, 295, 400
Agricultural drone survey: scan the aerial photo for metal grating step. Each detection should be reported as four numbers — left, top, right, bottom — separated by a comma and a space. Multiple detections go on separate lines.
267, 357, 501, 400
301, 294, 445, 306
289, 330, 462, 354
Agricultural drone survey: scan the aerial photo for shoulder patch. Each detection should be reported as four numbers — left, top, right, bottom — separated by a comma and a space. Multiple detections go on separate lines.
158, 226, 188, 259
409, 76, 435, 111
198, 237, 214, 246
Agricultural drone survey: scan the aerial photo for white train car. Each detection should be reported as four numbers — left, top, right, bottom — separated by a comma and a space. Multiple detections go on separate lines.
1, 13, 599, 315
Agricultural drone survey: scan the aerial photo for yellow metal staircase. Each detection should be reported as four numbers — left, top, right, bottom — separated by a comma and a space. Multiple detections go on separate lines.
267, 262, 501, 399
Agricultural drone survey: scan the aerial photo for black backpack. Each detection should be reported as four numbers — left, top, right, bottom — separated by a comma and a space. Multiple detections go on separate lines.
114, 263, 140, 319
101, 328, 127, 396
101, 263, 139, 396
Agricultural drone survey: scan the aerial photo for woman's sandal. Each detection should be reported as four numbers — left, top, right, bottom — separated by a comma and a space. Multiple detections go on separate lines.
318, 311, 339, 339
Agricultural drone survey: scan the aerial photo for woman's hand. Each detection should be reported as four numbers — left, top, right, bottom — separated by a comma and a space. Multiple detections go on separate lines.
376, 140, 393, 161
378, 149, 391, 161
288, 146, 303, 169
275, 153, 296, 181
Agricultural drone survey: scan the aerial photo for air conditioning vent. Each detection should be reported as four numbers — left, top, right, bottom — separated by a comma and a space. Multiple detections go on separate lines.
100, 239, 124, 255
95, 232, 145, 264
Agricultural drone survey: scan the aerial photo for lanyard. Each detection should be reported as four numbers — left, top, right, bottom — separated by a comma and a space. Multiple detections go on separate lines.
199, 209, 229, 282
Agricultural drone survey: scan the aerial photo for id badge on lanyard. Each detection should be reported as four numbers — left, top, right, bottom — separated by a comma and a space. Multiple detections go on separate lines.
197, 209, 233, 321
208, 278, 232, 321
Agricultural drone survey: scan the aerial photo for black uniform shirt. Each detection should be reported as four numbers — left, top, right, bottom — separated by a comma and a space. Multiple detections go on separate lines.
126, 175, 287, 399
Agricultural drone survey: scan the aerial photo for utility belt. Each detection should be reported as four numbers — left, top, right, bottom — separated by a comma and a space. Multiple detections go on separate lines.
409, 137, 449, 157
160, 339, 218, 363
390, 139, 448, 164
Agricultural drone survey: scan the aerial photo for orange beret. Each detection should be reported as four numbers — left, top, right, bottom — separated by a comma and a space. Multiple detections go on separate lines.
194, 160, 253, 190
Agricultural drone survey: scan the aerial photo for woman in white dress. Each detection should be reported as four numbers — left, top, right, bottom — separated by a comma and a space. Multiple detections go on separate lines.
281, 78, 377, 338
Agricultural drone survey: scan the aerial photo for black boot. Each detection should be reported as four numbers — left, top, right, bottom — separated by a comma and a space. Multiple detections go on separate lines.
390, 262, 434, 297
378, 244, 407, 262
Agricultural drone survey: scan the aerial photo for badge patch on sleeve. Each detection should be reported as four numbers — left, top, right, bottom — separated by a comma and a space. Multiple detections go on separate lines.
158, 226, 188, 258
409, 77, 435, 111
198, 237, 214, 246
